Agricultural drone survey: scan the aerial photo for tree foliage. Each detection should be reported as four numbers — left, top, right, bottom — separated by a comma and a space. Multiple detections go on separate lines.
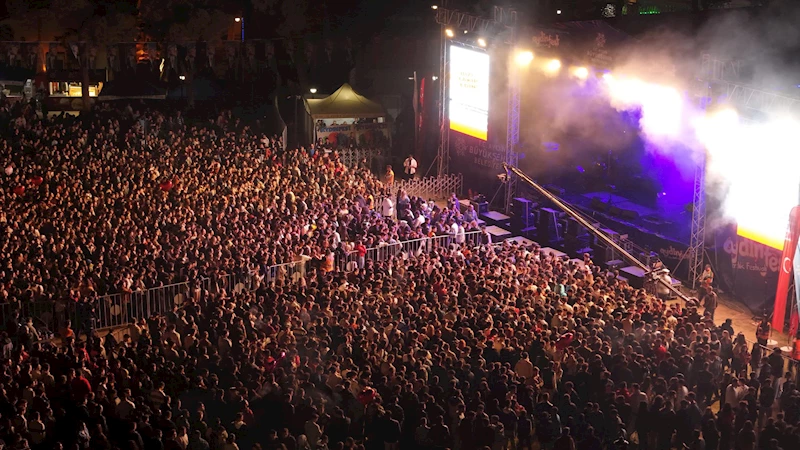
252, 0, 313, 37
4, 0, 138, 42
140, 0, 234, 42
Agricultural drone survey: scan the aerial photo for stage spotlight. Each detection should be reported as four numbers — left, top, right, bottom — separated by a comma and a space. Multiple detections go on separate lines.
572, 66, 589, 80
477, 38, 487, 47
557, 9, 562, 14
545, 59, 562, 74
309, 88, 317, 94
463, 30, 468, 34
515, 51, 534, 67
602, 72, 614, 82
431, 5, 438, 9
432, 76, 439, 81
445, 29, 454, 38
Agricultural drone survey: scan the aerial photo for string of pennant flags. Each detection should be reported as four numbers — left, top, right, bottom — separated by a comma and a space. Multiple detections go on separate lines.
0, 39, 356, 75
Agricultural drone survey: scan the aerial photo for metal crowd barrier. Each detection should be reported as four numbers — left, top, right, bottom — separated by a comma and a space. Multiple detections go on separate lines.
0, 230, 489, 335
335, 231, 483, 272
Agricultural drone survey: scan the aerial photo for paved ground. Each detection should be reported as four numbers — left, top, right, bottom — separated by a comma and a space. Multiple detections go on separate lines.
705, 289, 793, 351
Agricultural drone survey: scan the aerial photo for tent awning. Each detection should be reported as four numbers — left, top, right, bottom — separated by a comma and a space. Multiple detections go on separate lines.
98, 78, 166, 101
306, 83, 385, 119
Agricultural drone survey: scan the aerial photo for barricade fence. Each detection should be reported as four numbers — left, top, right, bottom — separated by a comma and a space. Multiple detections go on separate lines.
392, 173, 463, 200
2, 230, 485, 335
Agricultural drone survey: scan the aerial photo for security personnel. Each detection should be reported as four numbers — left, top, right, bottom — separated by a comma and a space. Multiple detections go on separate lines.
756, 317, 771, 347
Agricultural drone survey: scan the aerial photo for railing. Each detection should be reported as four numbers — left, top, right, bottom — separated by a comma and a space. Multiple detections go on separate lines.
0, 230, 485, 335
334, 231, 483, 272
392, 173, 463, 200
337, 147, 382, 170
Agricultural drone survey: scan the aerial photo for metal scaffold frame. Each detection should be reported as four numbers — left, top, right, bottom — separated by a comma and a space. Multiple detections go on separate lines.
686, 54, 800, 289
437, 25, 450, 177
688, 158, 706, 290
504, 14, 520, 215
434, 4, 515, 177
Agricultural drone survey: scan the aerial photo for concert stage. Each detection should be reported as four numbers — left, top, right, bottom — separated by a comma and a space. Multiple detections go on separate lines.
576, 191, 689, 245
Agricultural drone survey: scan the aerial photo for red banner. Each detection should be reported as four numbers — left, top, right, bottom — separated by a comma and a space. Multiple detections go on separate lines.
773, 206, 800, 333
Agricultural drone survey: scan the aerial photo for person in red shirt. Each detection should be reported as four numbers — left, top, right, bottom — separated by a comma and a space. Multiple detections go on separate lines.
69, 368, 92, 402
355, 241, 367, 269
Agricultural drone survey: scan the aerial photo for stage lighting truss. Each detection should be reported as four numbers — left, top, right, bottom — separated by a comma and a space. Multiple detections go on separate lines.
434, 6, 515, 42
684, 54, 800, 289
434, 2, 517, 178
723, 84, 800, 117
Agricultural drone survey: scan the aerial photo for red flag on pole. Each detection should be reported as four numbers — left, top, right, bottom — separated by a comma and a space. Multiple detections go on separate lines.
772, 206, 800, 333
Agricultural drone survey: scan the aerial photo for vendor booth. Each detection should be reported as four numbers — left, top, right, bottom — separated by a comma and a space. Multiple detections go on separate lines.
305, 83, 390, 148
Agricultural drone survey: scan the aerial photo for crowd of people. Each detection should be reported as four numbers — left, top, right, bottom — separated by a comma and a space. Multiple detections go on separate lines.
0, 101, 477, 308
0, 100, 799, 450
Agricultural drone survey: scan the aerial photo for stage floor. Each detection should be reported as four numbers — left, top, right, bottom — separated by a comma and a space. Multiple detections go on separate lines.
583, 192, 660, 218
557, 190, 691, 245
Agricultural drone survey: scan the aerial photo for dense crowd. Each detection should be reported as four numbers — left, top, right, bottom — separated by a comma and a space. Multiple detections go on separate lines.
0, 101, 799, 450
0, 101, 477, 307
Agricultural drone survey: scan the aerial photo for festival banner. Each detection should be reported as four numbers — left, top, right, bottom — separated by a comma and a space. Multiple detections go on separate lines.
316, 122, 390, 148
715, 225, 782, 312
449, 132, 507, 198
773, 207, 800, 333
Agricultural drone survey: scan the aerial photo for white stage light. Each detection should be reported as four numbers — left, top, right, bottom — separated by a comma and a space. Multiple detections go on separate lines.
515, 51, 534, 67
545, 59, 561, 74
572, 67, 589, 80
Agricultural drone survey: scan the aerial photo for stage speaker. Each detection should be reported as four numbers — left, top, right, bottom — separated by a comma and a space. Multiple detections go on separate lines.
472, 201, 489, 216
591, 242, 615, 265
538, 208, 562, 244
621, 209, 640, 220
590, 198, 608, 211
565, 217, 587, 237
564, 234, 580, 256
512, 197, 535, 229
545, 185, 566, 197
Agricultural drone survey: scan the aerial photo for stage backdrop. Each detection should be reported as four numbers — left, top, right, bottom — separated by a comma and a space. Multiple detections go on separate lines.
450, 132, 506, 199
715, 224, 781, 313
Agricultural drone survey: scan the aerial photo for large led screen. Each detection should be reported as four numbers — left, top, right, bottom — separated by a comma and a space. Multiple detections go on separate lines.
449, 45, 490, 141
727, 123, 800, 251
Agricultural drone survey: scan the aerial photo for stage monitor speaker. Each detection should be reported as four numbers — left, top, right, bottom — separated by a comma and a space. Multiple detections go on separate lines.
564, 235, 582, 256
474, 201, 489, 216
590, 198, 608, 211
512, 197, 534, 229
538, 208, 559, 244
621, 209, 640, 220
565, 217, 587, 237
544, 185, 566, 197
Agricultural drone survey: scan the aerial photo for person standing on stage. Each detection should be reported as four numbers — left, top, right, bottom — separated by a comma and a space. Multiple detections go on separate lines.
702, 290, 718, 321
698, 264, 714, 297
384, 165, 395, 186
403, 155, 417, 178
756, 317, 771, 347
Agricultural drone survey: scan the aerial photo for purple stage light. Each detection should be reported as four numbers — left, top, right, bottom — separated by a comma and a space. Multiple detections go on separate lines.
576, 165, 585, 173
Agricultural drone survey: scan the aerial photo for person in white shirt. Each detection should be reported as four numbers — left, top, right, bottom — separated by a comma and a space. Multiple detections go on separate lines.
381, 196, 395, 218
456, 222, 466, 244
403, 155, 418, 177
